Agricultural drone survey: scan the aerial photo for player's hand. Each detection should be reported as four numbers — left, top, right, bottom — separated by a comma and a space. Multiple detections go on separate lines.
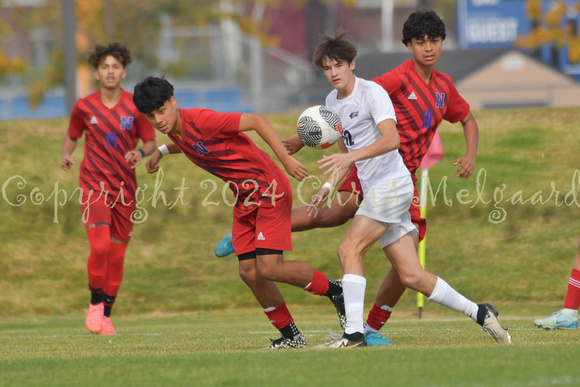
145, 150, 163, 173
318, 153, 352, 177
60, 155, 75, 171
125, 150, 144, 169
307, 186, 330, 218
282, 156, 309, 181
453, 155, 475, 178
282, 135, 305, 155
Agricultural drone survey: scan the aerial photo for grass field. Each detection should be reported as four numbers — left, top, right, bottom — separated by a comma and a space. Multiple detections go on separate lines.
1, 310, 579, 386
1, 107, 580, 385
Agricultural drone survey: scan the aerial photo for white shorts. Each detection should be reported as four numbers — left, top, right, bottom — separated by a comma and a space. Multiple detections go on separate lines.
356, 174, 418, 248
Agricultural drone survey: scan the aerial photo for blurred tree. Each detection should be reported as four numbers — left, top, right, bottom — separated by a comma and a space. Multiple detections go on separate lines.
12, 0, 359, 108
0, 18, 24, 80
515, 0, 580, 68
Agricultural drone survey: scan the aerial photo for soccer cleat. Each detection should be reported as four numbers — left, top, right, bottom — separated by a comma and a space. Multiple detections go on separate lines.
478, 303, 511, 344
329, 279, 347, 330
100, 316, 117, 335
85, 303, 104, 334
261, 333, 307, 350
214, 233, 234, 258
315, 332, 368, 349
534, 309, 578, 330
365, 331, 393, 346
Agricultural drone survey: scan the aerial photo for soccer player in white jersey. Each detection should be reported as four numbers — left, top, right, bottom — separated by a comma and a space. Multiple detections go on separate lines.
312, 28, 511, 348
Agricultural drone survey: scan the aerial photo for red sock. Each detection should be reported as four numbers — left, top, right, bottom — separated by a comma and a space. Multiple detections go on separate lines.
87, 226, 110, 291
303, 270, 329, 296
563, 269, 580, 310
264, 302, 294, 330
103, 243, 128, 298
366, 304, 393, 331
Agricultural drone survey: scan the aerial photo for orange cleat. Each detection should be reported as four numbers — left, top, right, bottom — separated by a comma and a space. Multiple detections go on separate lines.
85, 303, 104, 334
100, 316, 117, 335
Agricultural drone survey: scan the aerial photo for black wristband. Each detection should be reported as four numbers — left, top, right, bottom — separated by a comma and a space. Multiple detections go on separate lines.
138, 148, 145, 158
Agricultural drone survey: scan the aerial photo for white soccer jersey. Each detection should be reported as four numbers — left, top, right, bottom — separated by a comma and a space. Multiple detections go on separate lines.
325, 77, 409, 194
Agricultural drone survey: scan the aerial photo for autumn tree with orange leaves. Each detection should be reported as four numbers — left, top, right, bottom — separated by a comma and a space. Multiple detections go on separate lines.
515, 0, 580, 67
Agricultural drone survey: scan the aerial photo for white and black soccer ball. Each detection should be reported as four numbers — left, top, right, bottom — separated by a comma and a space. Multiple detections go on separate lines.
296, 105, 342, 149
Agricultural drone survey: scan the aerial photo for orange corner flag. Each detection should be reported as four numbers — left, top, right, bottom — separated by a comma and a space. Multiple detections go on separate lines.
420, 130, 444, 170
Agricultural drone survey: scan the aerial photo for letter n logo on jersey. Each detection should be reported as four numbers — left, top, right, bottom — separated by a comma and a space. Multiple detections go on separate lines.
192, 141, 210, 156
435, 93, 446, 109
120, 116, 134, 130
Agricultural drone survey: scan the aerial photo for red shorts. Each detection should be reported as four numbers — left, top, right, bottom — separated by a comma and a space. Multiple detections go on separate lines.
232, 183, 293, 256
80, 193, 135, 242
337, 165, 363, 196
338, 166, 427, 242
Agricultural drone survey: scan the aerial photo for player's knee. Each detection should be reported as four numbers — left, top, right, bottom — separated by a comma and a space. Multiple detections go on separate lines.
89, 242, 109, 258
337, 244, 348, 265
398, 272, 422, 291
255, 260, 283, 282
238, 263, 256, 285
337, 242, 361, 267
256, 265, 278, 282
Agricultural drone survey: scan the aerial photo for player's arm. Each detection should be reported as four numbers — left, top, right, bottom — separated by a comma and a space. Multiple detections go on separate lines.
318, 118, 399, 175
238, 113, 309, 181
282, 134, 306, 155
453, 111, 479, 178
145, 142, 180, 174
60, 133, 78, 171
125, 138, 158, 169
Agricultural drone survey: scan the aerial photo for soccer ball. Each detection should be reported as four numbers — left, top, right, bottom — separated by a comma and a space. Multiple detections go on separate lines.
296, 105, 342, 149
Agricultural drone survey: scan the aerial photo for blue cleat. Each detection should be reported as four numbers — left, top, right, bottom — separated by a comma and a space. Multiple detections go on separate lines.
534, 309, 578, 330
364, 331, 393, 346
214, 233, 235, 258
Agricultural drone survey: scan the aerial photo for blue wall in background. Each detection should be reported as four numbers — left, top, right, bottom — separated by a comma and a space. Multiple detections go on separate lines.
0, 87, 253, 120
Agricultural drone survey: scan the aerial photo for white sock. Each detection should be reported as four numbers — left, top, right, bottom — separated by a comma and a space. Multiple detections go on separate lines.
562, 308, 578, 316
427, 277, 479, 322
342, 274, 367, 335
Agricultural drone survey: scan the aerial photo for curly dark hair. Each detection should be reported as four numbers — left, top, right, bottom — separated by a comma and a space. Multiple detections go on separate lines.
133, 76, 174, 114
402, 10, 446, 46
87, 42, 132, 69
312, 26, 357, 70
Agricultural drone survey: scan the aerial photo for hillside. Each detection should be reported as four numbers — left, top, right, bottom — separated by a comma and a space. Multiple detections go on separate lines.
1, 107, 579, 318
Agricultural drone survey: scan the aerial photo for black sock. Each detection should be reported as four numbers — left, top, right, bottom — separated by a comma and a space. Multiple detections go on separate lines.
104, 305, 113, 317
103, 293, 116, 317
89, 284, 103, 305
90, 292, 103, 305
279, 321, 300, 339
325, 279, 342, 297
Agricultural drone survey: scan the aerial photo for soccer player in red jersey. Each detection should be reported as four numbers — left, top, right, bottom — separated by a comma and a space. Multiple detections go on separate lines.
132, 76, 346, 349
60, 43, 157, 335
255, 10, 481, 345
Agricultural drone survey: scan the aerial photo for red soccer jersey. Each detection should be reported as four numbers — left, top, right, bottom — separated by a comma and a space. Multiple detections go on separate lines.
373, 59, 470, 176
168, 108, 290, 210
68, 89, 155, 202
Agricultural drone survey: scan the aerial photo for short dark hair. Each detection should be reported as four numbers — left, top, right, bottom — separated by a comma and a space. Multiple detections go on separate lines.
312, 27, 357, 70
87, 42, 132, 69
132, 76, 174, 114
402, 10, 446, 46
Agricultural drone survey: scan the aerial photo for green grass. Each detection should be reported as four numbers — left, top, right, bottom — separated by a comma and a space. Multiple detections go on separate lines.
1, 107, 580, 385
1, 309, 579, 386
